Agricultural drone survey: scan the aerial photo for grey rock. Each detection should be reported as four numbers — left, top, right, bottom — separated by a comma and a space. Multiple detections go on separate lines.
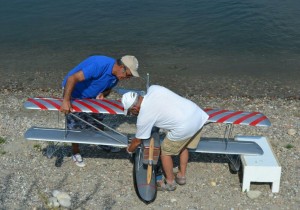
287, 129, 297, 136
56, 191, 71, 201
48, 197, 60, 208
52, 190, 60, 197
59, 198, 72, 208
247, 190, 262, 199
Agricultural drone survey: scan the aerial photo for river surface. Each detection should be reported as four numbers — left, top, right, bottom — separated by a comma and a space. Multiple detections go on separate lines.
1, 0, 299, 97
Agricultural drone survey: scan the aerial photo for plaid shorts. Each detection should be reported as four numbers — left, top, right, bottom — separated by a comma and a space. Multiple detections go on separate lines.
67, 113, 104, 130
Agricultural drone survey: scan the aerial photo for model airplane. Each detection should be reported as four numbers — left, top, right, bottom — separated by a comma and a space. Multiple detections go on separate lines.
24, 93, 271, 203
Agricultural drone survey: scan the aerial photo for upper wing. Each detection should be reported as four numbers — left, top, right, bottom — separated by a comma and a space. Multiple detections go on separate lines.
24, 98, 271, 126
24, 97, 124, 115
205, 108, 271, 127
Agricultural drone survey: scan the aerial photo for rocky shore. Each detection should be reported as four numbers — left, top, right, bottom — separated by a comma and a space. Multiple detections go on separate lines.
0, 87, 299, 209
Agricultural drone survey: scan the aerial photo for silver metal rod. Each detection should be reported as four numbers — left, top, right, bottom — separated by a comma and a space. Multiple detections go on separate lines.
84, 113, 127, 138
224, 124, 234, 150
224, 124, 229, 149
64, 114, 68, 139
69, 113, 127, 144
146, 73, 150, 90
229, 124, 234, 139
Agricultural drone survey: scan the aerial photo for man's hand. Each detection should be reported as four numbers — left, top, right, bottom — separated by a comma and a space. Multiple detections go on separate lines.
127, 138, 141, 154
60, 100, 73, 114
96, 89, 111, 100
96, 93, 104, 100
60, 70, 85, 114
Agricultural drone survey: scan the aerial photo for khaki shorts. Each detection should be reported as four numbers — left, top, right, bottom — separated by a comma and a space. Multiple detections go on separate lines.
161, 129, 202, 156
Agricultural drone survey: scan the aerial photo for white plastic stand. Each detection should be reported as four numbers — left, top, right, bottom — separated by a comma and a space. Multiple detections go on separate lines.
236, 136, 281, 193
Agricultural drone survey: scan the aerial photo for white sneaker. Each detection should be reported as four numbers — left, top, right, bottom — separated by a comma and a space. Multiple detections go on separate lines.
72, 153, 86, 167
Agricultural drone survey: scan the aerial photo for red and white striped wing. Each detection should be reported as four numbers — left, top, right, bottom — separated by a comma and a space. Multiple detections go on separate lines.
24, 97, 124, 115
205, 108, 270, 127
24, 98, 271, 126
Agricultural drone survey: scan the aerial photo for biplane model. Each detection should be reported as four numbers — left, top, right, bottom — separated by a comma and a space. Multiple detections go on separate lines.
23, 78, 271, 203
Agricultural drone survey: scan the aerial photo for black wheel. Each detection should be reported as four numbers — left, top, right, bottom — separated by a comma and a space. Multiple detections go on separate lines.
46, 144, 55, 159
228, 155, 241, 174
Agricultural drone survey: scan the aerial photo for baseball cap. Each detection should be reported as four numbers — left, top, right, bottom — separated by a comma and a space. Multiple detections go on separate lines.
122, 92, 138, 115
121, 55, 139, 77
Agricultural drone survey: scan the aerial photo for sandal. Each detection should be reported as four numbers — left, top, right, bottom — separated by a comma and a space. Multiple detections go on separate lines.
156, 179, 177, 191
175, 173, 186, 185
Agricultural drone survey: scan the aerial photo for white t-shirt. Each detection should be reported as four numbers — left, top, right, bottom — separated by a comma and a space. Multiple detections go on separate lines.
135, 85, 209, 141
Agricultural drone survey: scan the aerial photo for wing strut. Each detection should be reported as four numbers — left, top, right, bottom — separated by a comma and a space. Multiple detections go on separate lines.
66, 112, 127, 145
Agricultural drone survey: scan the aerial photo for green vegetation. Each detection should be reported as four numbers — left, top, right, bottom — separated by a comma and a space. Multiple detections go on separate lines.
37, 190, 58, 210
0, 137, 6, 144
0, 137, 6, 155
33, 143, 42, 151
285, 144, 294, 149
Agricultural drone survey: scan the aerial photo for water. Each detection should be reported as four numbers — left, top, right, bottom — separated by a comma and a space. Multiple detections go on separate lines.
1, 0, 299, 97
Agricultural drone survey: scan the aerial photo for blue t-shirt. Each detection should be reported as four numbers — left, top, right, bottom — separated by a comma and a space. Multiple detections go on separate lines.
62, 56, 118, 99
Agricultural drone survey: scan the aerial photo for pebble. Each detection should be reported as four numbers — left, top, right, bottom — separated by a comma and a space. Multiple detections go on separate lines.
210, 181, 217, 186
55, 191, 71, 201
47, 197, 60, 208
247, 191, 262, 199
51, 190, 72, 208
59, 198, 72, 208
1, 89, 299, 209
52, 190, 60, 197
287, 129, 297, 136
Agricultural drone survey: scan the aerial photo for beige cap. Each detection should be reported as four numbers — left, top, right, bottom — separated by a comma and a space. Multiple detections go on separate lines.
121, 92, 138, 115
121, 55, 139, 77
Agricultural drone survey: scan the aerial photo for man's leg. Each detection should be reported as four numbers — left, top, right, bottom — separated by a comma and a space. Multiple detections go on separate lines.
91, 113, 121, 153
160, 137, 190, 184
67, 114, 81, 155
68, 113, 85, 167
160, 155, 175, 184
175, 128, 203, 183
179, 128, 203, 176
72, 143, 80, 154
177, 148, 189, 178
161, 135, 194, 187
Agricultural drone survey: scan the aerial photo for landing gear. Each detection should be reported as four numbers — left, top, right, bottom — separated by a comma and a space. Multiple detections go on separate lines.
227, 154, 241, 174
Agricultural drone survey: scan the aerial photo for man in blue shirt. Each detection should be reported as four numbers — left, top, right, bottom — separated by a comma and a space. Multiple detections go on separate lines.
60, 55, 139, 167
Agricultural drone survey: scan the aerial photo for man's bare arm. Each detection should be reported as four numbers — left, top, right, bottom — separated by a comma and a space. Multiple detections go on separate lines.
60, 70, 85, 114
102, 89, 111, 97
96, 89, 112, 99
127, 138, 142, 153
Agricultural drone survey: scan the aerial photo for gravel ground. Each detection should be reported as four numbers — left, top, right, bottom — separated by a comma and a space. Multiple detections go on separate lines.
0, 87, 299, 210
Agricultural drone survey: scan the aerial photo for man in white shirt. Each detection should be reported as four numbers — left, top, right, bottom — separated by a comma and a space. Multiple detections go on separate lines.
122, 85, 209, 191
